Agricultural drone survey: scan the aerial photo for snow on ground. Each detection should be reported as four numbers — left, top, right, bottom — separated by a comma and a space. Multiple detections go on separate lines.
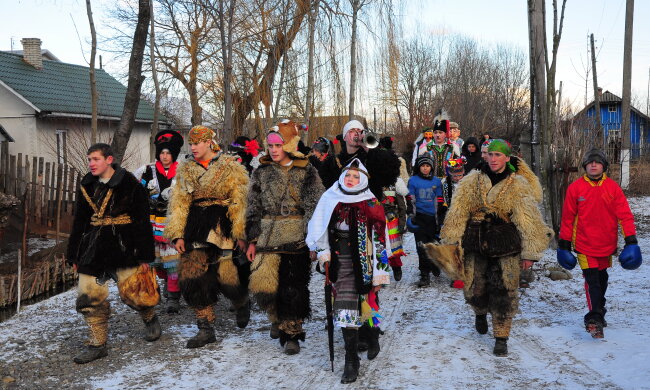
2, 199, 650, 389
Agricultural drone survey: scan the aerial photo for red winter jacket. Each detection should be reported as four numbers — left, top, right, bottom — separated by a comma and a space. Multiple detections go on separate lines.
559, 174, 636, 257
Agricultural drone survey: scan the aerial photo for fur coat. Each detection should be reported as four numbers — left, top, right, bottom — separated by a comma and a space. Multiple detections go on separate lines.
440, 168, 552, 261
164, 153, 248, 249
319, 147, 401, 200
67, 165, 155, 277
245, 155, 324, 250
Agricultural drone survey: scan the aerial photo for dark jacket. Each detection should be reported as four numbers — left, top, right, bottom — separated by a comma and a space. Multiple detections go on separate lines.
462, 137, 482, 173
67, 165, 155, 277
319, 147, 400, 200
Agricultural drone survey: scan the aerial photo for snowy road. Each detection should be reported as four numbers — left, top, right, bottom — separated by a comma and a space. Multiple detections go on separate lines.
2, 200, 650, 389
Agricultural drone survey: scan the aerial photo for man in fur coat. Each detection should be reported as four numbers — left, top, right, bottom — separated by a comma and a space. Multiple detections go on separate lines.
67, 143, 158, 364
319, 120, 400, 200
164, 126, 250, 348
430, 140, 552, 356
246, 120, 325, 355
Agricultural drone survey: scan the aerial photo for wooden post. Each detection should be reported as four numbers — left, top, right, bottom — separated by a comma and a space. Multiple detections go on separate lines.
16, 249, 21, 314
55, 164, 63, 244
620, 0, 634, 189
590, 34, 603, 148
43, 162, 51, 226
8, 154, 16, 196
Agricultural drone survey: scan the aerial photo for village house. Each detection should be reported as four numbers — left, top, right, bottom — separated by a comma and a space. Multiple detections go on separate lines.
0, 38, 167, 171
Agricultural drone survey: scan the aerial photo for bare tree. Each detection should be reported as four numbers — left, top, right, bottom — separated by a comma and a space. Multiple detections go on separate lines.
86, 0, 98, 144
149, 0, 161, 161
111, 0, 152, 164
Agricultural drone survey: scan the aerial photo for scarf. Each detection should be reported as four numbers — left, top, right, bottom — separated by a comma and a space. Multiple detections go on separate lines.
155, 160, 178, 180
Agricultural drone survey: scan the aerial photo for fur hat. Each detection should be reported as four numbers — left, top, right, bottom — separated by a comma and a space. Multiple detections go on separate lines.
379, 136, 394, 150
432, 109, 450, 135
312, 137, 331, 154
265, 119, 305, 158
582, 148, 608, 171
154, 130, 184, 161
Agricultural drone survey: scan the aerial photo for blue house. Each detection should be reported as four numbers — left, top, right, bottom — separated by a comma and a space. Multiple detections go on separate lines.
575, 90, 650, 160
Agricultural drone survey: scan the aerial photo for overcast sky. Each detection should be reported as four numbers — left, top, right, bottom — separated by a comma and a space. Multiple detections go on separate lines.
3, 0, 649, 113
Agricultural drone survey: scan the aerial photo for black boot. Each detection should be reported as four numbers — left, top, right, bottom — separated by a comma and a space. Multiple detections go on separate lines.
392, 266, 402, 281
341, 328, 360, 384
144, 315, 162, 342
166, 292, 181, 314
431, 264, 441, 277
280, 331, 305, 355
417, 272, 431, 287
73, 345, 108, 364
186, 318, 216, 348
475, 314, 488, 335
269, 322, 280, 339
366, 326, 380, 360
357, 324, 369, 352
235, 301, 251, 329
493, 337, 508, 357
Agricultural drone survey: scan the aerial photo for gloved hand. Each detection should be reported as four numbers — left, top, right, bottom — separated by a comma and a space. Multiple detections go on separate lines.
557, 239, 576, 270
620, 235, 642, 270
406, 216, 419, 233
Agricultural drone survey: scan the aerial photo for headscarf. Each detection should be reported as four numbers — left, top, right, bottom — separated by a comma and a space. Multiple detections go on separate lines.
306, 158, 375, 251
487, 139, 516, 172
188, 126, 220, 152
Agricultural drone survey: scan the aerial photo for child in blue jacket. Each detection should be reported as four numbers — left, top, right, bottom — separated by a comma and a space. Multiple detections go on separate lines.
408, 155, 443, 287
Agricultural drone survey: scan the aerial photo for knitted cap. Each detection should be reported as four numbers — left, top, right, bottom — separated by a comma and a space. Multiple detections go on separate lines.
415, 154, 434, 169
582, 148, 609, 171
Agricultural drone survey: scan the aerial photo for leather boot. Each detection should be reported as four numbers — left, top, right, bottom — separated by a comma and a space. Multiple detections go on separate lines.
475, 314, 488, 335
391, 266, 402, 281
366, 326, 380, 360
357, 324, 369, 352
186, 318, 216, 348
235, 300, 251, 329
144, 315, 162, 342
417, 272, 431, 287
280, 331, 304, 355
493, 337, 508, 357
269, 322, 280, 339
166, 292, 181, 314
341, 328, 360, 384
73, 344, 108, 364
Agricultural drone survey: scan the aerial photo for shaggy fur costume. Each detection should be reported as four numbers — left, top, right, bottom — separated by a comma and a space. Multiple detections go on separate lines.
246, 156, 324, 324
511, 156, 543, 203
319, 147, 401, 200
437, 165, 552, 338
440, 169, 552, 261
164, 153, 248, 248
67, 165, 155, 277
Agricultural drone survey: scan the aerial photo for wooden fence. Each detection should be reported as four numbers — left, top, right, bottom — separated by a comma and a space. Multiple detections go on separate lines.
0, 141, 80, 236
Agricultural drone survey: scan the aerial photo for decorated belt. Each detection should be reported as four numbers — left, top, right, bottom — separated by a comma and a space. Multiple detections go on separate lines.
90, 214, 132, 226
192, 198, 231, 207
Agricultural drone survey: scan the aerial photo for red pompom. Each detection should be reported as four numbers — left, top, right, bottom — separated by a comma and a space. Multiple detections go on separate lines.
332, 139, 339, 144
452, 280, 465, 289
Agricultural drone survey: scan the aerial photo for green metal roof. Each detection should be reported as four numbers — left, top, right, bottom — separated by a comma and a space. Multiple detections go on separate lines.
0, 51, 162, 122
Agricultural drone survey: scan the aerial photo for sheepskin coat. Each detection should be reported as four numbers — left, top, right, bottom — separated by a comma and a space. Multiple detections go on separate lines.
440, 168, 552, 261
67, 165, 155, 277
245, 155, 324, 248
164, 153, 248, 249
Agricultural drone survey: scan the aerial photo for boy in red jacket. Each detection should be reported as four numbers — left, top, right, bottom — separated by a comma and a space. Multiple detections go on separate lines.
557, 148, 642, 338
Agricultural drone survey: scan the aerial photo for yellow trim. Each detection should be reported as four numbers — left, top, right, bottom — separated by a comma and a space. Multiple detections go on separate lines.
583, 173, 607, 187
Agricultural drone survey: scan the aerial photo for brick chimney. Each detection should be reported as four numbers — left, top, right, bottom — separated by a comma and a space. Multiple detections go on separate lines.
21, 38, 43, 69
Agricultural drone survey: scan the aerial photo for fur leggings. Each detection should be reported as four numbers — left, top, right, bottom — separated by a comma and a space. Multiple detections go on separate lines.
463, 252, 520, 338
177, 247, 248, 322
76, 268, 158, 346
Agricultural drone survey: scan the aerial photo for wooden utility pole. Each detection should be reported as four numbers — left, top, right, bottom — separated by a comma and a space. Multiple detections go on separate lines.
525, 0, 545, 176
348, 0, 360, 120
590, 33, 603, 148
620, 0, 634, 190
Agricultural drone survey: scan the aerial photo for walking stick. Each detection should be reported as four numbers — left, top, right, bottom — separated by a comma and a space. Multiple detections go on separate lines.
324, 262, 335, 372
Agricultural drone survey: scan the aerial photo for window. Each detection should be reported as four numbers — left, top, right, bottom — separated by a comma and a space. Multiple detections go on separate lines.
55, 129, 67, 164
608, 104, 617, 113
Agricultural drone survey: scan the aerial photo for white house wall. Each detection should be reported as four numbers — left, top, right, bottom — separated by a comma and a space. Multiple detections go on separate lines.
0, 83, 39, 157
